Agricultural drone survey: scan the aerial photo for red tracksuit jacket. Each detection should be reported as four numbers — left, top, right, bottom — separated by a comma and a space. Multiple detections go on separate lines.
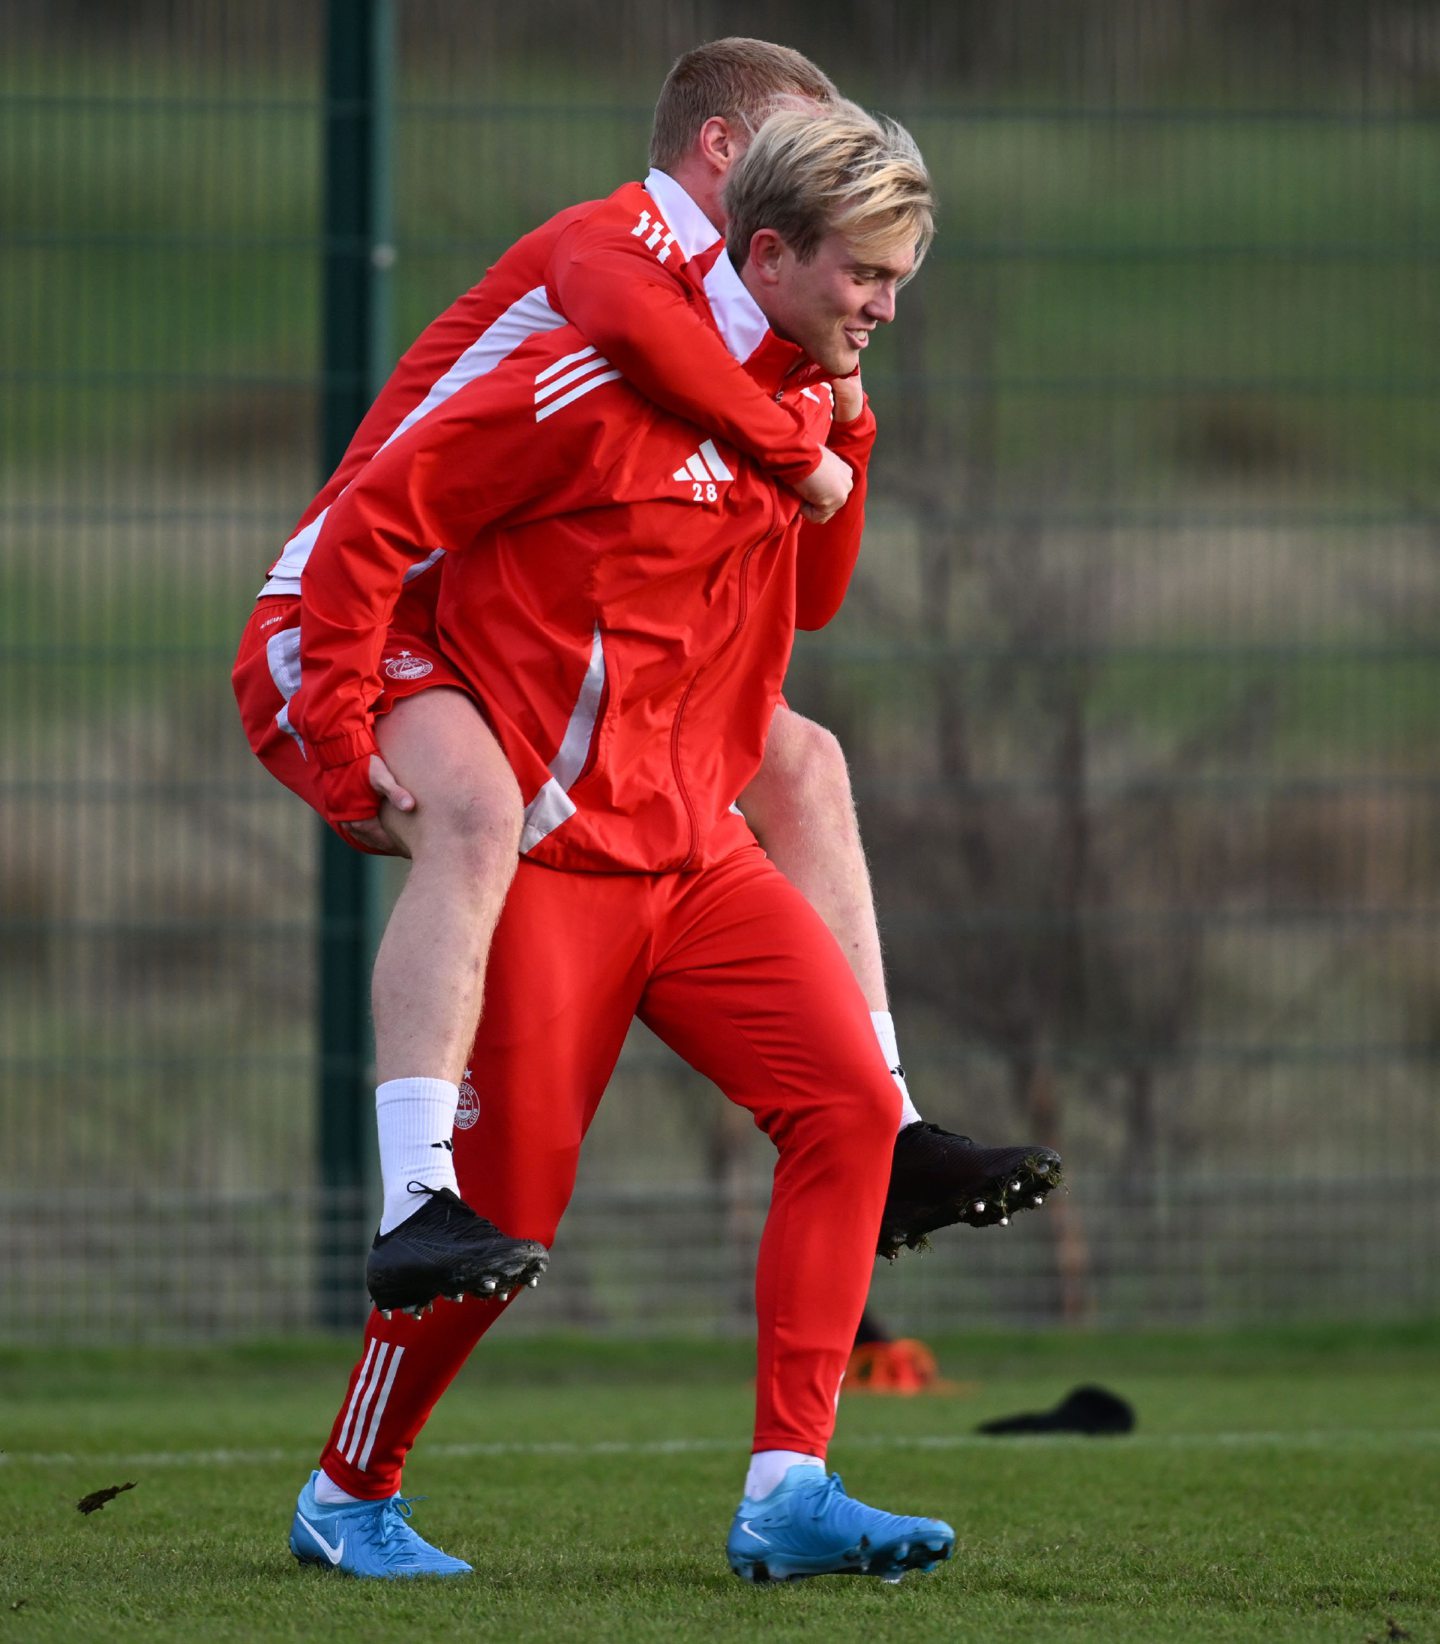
282, 174, 876, 866
289, 333, 873, 873
266, 171, 840, 597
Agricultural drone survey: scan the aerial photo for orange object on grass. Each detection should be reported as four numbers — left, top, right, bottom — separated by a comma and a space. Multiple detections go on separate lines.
844, 1338, 972, 1396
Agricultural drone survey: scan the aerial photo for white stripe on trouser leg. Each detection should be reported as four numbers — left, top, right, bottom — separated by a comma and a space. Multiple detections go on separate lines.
342, 1342, 391, 1464
265, 624, 305, 748
355, 1345, 404, 1472
335, 1339, 378, 1459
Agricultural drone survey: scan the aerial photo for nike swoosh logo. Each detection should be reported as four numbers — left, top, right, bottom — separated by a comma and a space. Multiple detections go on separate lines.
297, 1510, 345, 1565
739, 1521, 770, 1544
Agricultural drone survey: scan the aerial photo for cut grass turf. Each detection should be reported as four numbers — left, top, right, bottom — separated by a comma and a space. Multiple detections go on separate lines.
2, 1324, 1438, 1642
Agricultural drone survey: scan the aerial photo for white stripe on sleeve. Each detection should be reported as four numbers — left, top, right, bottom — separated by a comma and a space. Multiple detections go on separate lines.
534, 369, 623, 422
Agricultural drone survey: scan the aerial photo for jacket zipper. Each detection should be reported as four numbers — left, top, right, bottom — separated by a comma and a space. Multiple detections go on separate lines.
670, 538, 761, 869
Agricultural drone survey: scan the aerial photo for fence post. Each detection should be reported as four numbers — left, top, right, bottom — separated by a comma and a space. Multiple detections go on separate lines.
317, 0, 393, 1329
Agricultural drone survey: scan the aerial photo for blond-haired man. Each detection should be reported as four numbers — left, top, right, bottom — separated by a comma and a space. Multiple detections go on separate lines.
235, 39, 1060, 1328
282, 103, 959, 1584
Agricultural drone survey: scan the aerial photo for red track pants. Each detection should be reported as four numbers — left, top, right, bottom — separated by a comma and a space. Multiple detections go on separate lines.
318, 845, 898, 1498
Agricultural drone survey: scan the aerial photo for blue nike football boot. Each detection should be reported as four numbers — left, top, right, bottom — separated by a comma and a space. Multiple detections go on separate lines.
289, 1471, 472, 1578
726, 1464, 955, 1583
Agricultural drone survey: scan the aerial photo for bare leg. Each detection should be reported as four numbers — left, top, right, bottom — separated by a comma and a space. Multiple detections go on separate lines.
742, 705, 1064, 1258
739, 705, 888, 1010
349, 687, 553, 1287
370, 688, 523, 1084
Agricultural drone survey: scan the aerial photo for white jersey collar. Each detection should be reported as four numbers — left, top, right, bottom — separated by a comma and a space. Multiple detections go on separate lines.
644, 168, 769, 366
643, 167, 719, 256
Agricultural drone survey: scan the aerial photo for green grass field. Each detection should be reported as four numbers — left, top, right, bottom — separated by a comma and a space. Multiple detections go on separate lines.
3, 1324, 1438, 1642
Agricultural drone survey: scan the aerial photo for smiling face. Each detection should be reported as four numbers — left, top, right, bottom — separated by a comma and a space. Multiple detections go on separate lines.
746, 227, 917, 376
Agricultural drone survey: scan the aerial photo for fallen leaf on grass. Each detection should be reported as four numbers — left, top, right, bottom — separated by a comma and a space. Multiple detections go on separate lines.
76, 1482, 137, 1515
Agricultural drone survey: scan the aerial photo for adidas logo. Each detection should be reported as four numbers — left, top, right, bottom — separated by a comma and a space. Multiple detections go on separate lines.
672, 439, 734, 498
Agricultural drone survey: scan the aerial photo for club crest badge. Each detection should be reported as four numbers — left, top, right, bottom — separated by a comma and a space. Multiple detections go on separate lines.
384, 650, 434, 681
454, 1078, 481, 1130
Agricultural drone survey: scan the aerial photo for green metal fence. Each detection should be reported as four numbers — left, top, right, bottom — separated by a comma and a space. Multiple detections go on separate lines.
3, 0, 1438, 1341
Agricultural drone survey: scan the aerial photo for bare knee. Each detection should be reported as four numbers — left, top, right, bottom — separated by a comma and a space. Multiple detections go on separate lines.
412, 783, 522, 882
768, 709, 849, 792
376, 690, 524, 880
746, 710, 852, 833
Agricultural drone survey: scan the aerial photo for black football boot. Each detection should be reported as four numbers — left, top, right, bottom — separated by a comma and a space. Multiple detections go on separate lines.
878, 1123, 1063, 1258
365, 1186, 549, 1317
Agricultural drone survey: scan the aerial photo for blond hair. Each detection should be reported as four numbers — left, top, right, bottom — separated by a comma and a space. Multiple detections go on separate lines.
723, 102, 935, 272
649, 38, 837, 171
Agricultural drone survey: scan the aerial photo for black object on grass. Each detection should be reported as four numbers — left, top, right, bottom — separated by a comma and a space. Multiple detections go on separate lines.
977, 1384, 1135, 1435
76, 1482, 137, 1515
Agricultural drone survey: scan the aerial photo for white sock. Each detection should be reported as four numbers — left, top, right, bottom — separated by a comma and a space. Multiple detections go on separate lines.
871, 1010, 922, 1129
312, 1469, 362, 1506
744, 1449, 824, 1501
375, 1077, 462, 1234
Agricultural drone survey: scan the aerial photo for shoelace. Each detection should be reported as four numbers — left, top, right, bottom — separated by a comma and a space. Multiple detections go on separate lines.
914, 1122, 975, 1146
373, 1494, 424, 1547
805, 1473, 847, 1520
803, 1475, 912, 1534
401, 1184, 498, 1232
